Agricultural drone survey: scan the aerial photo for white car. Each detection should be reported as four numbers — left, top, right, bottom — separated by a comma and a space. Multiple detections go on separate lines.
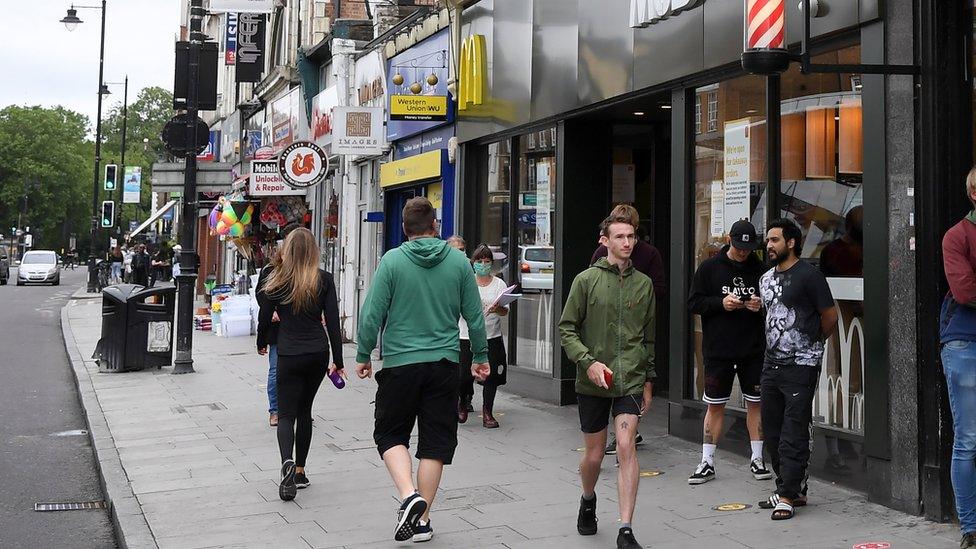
519, 246, 553, 292
17, 250, 60, 286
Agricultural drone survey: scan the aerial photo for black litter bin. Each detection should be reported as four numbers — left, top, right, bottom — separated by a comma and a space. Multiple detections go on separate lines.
93, 284, 176, 372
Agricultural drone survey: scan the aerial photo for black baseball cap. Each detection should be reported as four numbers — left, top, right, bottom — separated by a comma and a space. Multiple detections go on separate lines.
729, 220, 759, 251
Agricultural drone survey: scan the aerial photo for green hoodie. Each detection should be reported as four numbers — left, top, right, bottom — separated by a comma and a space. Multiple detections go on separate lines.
559, 258, 656, 398
357, 237, 488, 368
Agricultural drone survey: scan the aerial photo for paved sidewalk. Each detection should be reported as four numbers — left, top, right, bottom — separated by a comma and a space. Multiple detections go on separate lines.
63, 296, 958, 549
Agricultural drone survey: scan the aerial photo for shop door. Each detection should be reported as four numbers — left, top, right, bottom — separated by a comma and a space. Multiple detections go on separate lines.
385, 187, 420, 251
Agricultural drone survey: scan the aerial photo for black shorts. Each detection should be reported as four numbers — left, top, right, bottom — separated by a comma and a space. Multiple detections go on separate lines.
703, 358, 763, 405
373, 360, 460, 465
460, 337, 508, 387
576, 393, 643, 434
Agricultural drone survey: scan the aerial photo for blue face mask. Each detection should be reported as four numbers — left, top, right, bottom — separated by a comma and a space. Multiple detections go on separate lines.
473, 262, 492, 276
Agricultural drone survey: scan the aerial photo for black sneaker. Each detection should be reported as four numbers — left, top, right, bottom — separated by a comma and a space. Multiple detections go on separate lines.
295, 471, 310, 489
412, 520, 433, 543
279, 460, 297, 501
465, 397, 474, 412
634, 432, 644, 445
605, 436, 617, 455
394, 492, 428, 542
962, 532, 976, 549
688, 461, 715, 485
750, 459, 773, 480
617, 527, 643, 549
577, 495, 598, 535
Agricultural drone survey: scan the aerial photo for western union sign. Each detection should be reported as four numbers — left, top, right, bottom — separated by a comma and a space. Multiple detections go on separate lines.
458, 34, 487, 111
380, 150, 442, 188
390, 95, 448, 121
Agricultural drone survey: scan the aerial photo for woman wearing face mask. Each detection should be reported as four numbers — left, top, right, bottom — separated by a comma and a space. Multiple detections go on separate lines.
458, 243, 510, 428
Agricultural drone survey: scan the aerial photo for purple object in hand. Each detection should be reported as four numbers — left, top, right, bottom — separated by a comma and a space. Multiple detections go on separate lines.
328, 369, 345, 389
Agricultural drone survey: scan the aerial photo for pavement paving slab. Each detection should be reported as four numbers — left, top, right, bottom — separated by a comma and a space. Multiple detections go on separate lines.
62, 295, 961, 549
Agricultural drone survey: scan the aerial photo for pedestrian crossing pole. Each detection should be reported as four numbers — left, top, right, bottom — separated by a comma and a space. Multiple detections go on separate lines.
172, 0, 204, 375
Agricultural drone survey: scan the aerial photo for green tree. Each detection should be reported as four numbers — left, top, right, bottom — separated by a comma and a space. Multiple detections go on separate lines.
101, 86, 174, 231
0, 105, 93, 254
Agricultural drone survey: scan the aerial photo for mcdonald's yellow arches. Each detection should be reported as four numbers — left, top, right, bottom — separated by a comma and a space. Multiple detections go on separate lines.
459, 34, 487, 111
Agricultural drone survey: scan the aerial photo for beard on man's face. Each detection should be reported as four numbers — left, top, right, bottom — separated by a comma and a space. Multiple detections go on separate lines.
767, 245, 790, 265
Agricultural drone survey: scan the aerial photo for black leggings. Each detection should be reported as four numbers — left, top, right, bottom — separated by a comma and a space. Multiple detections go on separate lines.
276, 352, 327, 467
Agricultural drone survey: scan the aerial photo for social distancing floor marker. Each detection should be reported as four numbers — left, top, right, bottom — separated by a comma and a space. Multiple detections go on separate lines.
712, 503, 751, 511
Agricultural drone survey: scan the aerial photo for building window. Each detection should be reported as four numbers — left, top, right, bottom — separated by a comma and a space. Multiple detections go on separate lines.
695, 94, 702, 135
706, 91, 718, 133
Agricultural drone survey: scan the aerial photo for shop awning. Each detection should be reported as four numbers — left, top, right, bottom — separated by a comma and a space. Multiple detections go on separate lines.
130, 200, 178, 238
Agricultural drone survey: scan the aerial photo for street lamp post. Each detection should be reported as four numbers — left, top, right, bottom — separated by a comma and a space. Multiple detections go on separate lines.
172, 0, 205, 374
62, 1, 108, 292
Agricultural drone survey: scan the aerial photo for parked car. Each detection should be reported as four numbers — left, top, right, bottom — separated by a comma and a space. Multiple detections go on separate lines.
0, 251, 8, 285
518, 245, 554, 292
17, 250, 60, 286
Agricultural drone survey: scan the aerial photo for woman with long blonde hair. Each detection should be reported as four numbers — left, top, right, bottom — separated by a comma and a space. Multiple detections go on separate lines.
257, 228, 344, 502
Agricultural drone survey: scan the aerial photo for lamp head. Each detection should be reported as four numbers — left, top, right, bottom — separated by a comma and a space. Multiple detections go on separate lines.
61, 7, 83, 31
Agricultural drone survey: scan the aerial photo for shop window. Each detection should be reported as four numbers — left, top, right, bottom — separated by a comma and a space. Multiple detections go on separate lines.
692, 74, 767, 410
516, 128, 557, 374
690, 45, 864, 438
479, 141, 512, 344
779, 45, 864, 437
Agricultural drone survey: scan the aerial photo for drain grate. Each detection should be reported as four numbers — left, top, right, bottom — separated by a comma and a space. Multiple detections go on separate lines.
35, 501, 107, 512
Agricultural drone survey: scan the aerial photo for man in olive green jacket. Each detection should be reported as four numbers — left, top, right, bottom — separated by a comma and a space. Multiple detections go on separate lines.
559, 213, 656, 549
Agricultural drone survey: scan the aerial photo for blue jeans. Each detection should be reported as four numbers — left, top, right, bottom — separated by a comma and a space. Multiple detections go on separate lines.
942, 340, 976, 535
268, 345, 279, 414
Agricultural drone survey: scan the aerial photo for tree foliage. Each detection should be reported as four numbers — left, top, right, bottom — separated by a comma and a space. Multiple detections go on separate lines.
0, 105, 93, 253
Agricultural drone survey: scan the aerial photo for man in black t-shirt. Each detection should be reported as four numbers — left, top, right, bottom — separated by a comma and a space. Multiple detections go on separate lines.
758, 219, 837, 521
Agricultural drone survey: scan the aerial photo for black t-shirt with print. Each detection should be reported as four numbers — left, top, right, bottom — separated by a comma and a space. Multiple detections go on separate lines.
759, 259, 835, 367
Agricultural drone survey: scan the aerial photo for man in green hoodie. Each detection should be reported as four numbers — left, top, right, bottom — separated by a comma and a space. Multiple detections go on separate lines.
356, 197, 490, 543
559, 213, 656, 549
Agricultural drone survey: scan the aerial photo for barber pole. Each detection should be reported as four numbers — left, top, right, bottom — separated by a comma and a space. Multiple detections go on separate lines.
740, 0, 789, 74
745, 0, 786, 50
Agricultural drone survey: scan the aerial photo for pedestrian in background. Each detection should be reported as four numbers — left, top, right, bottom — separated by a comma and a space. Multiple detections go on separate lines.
686, 220, 771, 485
940, 167, 976, 549
356, 197, 489, 543
758, 219, 837, 521
591, 204, 662, 457
256, 246, 282, 427
560, 212, 655, 549
459, 243, 510, 428
130, 244, 150, 287
171, 245, 182, 278
109, 246, 123, 284
446, 235, 476, 419
257, 228, 343, 502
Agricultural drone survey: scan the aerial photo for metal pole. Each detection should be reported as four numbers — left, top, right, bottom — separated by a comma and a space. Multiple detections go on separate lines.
173, 0, 204, 374
118, 75, 128, 232
766, 73, 782, 221
87, 0, 107, 292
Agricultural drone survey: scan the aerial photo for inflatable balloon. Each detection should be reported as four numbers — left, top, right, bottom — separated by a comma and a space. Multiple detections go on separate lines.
209, 196, 254, 237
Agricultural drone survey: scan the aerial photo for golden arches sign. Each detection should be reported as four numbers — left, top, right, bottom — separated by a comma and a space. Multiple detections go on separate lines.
458, 34, 487, 111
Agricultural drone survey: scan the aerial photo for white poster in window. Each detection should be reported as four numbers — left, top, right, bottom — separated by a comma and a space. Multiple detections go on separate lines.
723, 119, 751, 233
710, 180, 725, 237
612, 164, 636, 203
536, 162, 551, 246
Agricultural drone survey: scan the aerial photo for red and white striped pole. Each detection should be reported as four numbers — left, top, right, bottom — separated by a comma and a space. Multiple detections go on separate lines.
741, 0, 789, 74
746, 0, 786, 51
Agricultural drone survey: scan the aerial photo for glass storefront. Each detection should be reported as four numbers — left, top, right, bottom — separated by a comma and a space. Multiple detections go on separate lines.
476, 128, 558, 375
690, 46, 865, 438
516, 128, 557, 374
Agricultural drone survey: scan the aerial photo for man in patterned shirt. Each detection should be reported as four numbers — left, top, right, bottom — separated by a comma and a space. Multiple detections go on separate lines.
758, 219, 837, 521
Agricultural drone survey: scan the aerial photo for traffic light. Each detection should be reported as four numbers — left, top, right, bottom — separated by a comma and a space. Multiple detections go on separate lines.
104, 164, 118, 191
101, 200, 115, 228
